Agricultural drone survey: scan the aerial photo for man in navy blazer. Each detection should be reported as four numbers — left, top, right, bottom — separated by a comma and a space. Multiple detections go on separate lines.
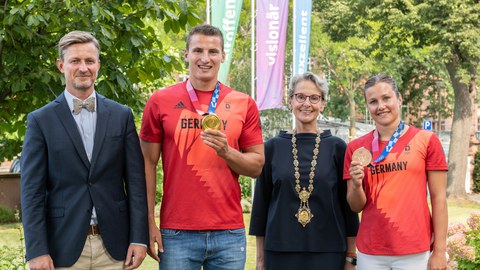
20, 30, 148, 270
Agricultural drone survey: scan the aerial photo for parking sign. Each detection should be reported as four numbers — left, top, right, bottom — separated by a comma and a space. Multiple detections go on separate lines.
423, 120, 432, 130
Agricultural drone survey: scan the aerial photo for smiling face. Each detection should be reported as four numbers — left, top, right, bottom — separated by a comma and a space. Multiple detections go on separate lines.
289, 80, 326, 132
184, 34, 225, 90
56, 42, 100, 98
365, 82, 402, 129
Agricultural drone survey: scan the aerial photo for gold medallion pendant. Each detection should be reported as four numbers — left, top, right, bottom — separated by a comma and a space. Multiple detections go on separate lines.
202, 114, 221, 130
296, 206, 314, 227
291, 130, 321, 227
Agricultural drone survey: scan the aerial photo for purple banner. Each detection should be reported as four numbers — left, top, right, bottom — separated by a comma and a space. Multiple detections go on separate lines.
256, 0, 288, 110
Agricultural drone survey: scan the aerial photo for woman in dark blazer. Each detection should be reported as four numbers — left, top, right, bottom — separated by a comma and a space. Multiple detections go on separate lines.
250, 72, 359, 270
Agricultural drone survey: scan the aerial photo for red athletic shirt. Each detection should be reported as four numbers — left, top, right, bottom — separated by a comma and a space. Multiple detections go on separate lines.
343, 126, 447, 255
140, 81, 263, 230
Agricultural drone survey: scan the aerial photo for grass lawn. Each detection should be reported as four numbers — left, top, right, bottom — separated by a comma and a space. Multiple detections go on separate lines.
445, 198, 480, 224
1, 198, 478, 270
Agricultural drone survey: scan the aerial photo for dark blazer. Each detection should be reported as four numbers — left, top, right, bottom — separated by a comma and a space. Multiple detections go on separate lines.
20, 92, 149, 267
250, 131, 359, 253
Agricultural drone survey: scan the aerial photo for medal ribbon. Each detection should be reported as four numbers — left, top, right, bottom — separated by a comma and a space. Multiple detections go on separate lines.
372, 120, 405, 163
186, 79, 220, 116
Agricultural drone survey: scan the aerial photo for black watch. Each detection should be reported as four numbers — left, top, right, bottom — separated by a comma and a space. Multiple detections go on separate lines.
345, 256, 357, 266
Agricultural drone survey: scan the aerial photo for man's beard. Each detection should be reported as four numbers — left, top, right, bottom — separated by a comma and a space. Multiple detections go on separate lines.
73, 80, 94, 91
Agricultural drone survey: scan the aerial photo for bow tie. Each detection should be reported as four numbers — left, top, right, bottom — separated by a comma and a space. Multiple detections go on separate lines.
73, 97, 95, 115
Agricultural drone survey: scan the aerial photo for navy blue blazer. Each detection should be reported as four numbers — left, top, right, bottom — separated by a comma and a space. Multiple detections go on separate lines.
21, 92, 148, 267
250, 131, 359, 253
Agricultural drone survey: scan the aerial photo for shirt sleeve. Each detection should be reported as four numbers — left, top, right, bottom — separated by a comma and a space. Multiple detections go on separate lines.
426, 132, 448, 171
249, 140, 272, 236
140, 91, 163, 143
239, 96, 263, 149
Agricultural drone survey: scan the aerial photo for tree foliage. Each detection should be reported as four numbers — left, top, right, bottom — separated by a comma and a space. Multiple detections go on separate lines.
473, 151, 480, 193
0, 0, 203, 161
309, 13, 377, 140
316, 0, 480, 197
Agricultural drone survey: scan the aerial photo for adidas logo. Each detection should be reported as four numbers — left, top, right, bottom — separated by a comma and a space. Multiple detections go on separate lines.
174, 101, 186, 109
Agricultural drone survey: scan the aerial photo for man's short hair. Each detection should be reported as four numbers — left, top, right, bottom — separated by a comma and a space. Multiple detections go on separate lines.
58, 30, 100, 60
186, 24, 224, 52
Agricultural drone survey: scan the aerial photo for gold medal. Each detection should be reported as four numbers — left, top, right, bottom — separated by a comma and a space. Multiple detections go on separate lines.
202, 114, 221, 130
296, 206, 314, 227
352, 147, 372, 167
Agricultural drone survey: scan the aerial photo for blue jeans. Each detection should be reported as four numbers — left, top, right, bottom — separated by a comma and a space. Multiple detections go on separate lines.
158, 228, 246, 270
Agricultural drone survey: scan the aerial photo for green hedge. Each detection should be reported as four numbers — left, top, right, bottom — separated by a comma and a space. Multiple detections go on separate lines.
473, 150, 480, 193
0, 207, 18, 224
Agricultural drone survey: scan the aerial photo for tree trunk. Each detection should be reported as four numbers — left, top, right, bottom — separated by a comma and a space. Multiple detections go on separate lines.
445, 61, 474, 198
468, 74, 479, 192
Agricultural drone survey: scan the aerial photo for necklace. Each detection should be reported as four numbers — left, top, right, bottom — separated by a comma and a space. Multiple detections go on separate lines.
292, 129, 321, 227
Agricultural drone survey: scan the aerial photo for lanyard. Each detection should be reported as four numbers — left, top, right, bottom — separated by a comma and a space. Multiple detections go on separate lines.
372, 120, 405, 163
186, 79, 220, 116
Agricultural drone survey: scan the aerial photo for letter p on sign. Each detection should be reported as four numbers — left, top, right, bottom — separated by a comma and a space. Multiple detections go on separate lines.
423, 120, 432, 130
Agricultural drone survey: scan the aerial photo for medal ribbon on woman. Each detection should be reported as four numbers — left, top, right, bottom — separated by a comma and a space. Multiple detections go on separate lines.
186, 79, 221, 130
371, 120, 405, 163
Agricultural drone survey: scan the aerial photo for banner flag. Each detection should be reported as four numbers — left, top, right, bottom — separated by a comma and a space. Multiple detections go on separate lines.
256, 0, 289, 110
293, 0, 312, 75
212, 0, 243, 84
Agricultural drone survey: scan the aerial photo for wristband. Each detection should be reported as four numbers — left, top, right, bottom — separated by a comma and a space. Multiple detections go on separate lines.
345, 256, 357, 266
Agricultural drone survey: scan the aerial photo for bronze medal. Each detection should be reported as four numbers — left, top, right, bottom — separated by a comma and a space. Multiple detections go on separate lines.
202, 114, 221, 130
352, 147, 372, 167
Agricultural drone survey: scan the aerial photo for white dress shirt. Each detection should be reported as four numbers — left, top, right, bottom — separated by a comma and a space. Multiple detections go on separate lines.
64, 90, 98, 225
